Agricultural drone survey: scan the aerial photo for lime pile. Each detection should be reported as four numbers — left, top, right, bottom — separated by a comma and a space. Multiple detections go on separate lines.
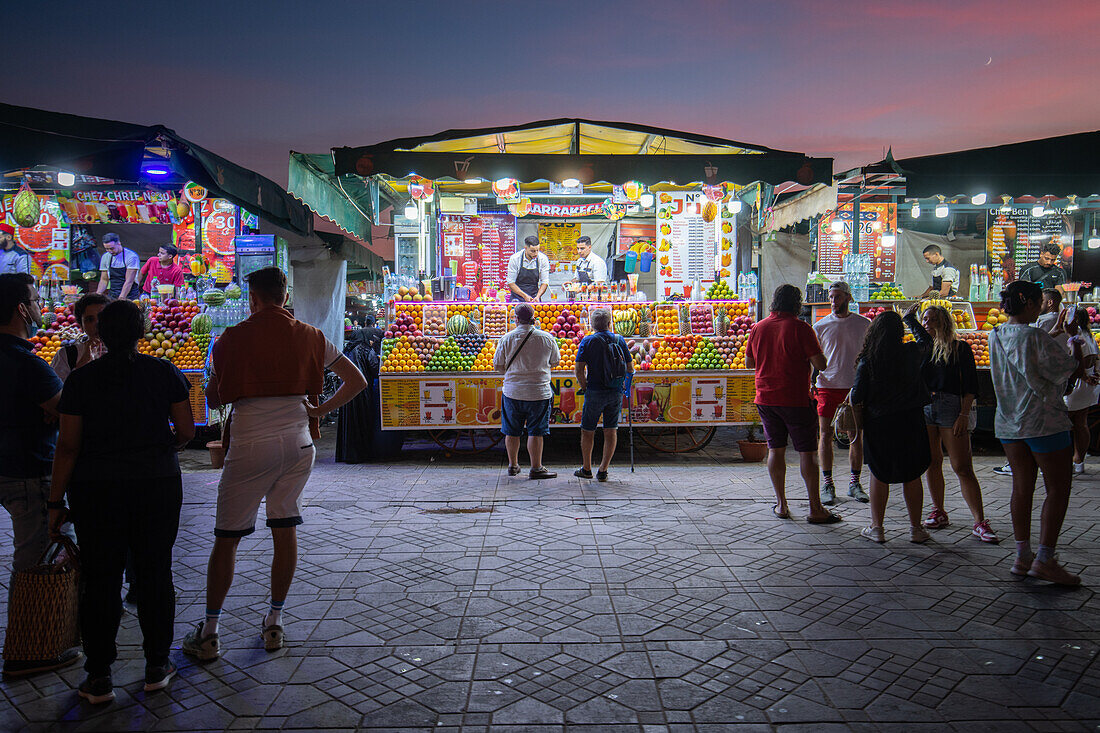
705, 279, 736, 300
426, 337, 474, 371
685, 339, 725, 370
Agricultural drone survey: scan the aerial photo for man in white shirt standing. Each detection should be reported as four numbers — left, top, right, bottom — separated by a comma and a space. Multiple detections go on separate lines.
570, 236, 607, 285
813, 281, 871, 504
506, 236, 550, 302
494, 302, 560, 479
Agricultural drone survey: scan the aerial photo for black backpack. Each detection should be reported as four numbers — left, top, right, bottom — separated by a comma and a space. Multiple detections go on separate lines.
594, 332, 628, 392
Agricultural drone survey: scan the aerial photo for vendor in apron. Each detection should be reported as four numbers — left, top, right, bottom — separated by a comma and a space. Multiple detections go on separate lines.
95, 232, 141, 300
506, 236, 550, 302
571, 235, 608, 286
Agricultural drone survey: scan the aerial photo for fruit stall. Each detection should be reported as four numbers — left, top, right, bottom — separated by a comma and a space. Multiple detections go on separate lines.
376, 298, 759, 453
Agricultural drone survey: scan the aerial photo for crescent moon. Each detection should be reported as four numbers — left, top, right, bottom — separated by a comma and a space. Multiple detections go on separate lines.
985, 57, 992, 65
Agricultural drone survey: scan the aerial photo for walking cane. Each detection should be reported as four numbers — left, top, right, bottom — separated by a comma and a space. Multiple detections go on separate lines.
625, 371, 634, 472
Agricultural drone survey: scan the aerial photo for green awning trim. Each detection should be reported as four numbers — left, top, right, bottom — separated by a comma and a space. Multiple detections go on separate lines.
289, 152, 374, 242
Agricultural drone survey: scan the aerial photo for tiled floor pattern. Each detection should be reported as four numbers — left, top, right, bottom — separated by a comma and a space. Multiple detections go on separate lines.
0, 428, 1097, 731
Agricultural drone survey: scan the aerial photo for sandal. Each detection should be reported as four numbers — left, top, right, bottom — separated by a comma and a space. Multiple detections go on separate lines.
772, 504, 791, 519
806, 511, 843, 524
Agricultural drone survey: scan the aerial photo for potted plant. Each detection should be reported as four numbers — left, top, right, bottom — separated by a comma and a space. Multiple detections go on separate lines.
738, 420, 768, 462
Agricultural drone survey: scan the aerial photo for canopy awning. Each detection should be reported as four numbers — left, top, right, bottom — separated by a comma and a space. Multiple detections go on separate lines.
0, 103, 313, 235
867, 130, 1100, 199
764, 184, 839, 232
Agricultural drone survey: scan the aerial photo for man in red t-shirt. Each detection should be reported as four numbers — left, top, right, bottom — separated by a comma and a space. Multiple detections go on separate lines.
139, 245, 186, 295
745, 284, 839, 524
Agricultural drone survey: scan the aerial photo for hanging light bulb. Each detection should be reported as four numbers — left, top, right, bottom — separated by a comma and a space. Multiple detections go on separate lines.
57, 171, 75, 187
971, 193, 987, 206
726, 199, 743, 215
561, 178, 580, 188
1066, 195, 1079, 212
910, 201, 921, 218
881, 233, 897, 247
999, 195, 1012, 213
639, 192, 655, 208
464, 177, 483, 185
1043, 200, 1058, 216
1089, 225, 1100, 250
830, 218, 844, 233
1031, 203, 1045, 217
404, 199, 418, 219
935, 196, 949, 218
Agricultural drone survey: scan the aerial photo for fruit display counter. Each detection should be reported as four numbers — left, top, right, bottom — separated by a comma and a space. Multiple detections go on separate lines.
31, 298, 216, 425
376, 300, 761, 442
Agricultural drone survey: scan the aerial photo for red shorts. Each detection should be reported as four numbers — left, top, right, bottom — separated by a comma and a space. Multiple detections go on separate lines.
814, 387, 850, 419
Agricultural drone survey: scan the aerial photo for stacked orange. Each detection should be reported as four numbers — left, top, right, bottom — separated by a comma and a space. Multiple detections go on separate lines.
33, 332, 63, 363
394, 302, 424, 330
473, 340, 496, 370
725, 301, 752, 320
961, 331, 989, 367
449, 303, 480, 321
533, 303, 560, 330
652, 335, 698, 370
655, 305, 679, 336
381, 337, 421, 373
172, 338, 207, 369
557, 338, 578, 369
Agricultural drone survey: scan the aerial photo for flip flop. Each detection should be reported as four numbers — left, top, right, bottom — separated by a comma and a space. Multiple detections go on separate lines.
772, 505, 791, 519
806, 511, 843, 524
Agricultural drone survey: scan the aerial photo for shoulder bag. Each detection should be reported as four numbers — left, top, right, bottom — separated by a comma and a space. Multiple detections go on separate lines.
832, 391, 862, 434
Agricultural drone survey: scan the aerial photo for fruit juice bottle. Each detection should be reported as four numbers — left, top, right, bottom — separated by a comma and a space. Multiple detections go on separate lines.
669, 381, 691, 420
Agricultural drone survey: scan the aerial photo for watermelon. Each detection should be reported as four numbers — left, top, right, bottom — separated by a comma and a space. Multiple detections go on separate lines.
447, 315, 469, 336
191, 313, 213, 335
203, 289, 226, 306
224, 283, 242, 300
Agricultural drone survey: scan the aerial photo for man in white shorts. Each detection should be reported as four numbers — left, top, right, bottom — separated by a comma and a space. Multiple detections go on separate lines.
183, 267, 365, 659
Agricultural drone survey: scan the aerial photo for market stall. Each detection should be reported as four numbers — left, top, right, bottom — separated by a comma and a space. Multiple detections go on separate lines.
290, 119, 832, 453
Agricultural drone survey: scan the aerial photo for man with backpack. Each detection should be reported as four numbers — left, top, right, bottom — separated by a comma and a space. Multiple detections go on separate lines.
574, 308, 632, 481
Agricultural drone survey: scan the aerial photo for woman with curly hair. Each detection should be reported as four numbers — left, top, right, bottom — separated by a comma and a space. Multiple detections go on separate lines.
850, 310, 932, 543
990, 281, 1083, 585
903, 303, 998, 543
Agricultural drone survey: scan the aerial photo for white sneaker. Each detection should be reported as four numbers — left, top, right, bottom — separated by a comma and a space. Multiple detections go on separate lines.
861, 526, 885, 543
992, 462, 1013, 476
1073, 462, 1085, 475
910, 526, 931, 544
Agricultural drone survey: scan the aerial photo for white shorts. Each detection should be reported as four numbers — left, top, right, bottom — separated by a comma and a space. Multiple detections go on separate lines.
214, 429, 316, 537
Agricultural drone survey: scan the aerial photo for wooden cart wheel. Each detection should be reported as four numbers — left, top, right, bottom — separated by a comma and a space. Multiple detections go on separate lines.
636, 425, 717, 453
428, 429, 504, 457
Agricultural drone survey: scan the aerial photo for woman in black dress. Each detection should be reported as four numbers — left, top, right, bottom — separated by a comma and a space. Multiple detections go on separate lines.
850, 310, 932, 544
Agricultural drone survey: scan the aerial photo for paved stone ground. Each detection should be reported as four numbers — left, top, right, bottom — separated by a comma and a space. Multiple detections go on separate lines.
1, 427, 1098, 732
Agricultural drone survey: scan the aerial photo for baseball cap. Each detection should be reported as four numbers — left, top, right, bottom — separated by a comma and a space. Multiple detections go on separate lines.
0, 223, 14, 235
829, 281, 851, 295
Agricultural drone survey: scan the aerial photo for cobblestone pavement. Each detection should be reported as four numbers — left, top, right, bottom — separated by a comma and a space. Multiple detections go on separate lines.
1, 428, 1098, 732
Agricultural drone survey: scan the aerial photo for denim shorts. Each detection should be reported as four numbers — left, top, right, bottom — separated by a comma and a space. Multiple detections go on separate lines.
580, 389, 623, 431
501, 396, 552, 437
1001, 431, 1073, 454
924, 392, 962, 428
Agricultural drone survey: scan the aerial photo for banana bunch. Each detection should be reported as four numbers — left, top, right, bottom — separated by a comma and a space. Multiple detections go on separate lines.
613, 308, 638, 336
921, 298, 952, 312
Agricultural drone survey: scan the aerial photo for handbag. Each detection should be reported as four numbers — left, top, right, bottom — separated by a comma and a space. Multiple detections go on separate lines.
2, 537, 81, 666
832, 391, 862, 433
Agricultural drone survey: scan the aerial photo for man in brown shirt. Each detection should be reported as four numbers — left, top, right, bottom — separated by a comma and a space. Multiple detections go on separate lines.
183, 268, 366, 660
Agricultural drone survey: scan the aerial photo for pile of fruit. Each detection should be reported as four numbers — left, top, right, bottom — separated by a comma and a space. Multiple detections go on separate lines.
552, 309, 585, 342
1086, 306, 1100, 326
628, 338, 659, 370
685, 339, 724, 369
394, 285, 433, 302
31, 306, 83, 364
689, 305, 714, 335
612, 308, 638, 336
380, 337, 421, 373
704, 280, 737, 300
871, 284, 905, 300
392, 303, 423, 331
423, 306, 448, 336
862, 306, 891, 320
652, 336, 699, 370
482, 305, 509, 337
426, 337, 474, 371
982, 307, 1008, 331
920, 298, 953, 313
952, 308, 974, 329
960, 331, 989, 367
384, 311, 422, 338
454, 333, 487, 362
147, 299, 199, 338
712, 335, 748, 368
472, 340, 495, 370
557, 338, 578, 369
655, 304, 679, 336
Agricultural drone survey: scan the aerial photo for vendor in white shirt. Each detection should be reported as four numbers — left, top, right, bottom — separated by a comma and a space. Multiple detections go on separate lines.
570, 236, 608, 286
506, 236, 551, 302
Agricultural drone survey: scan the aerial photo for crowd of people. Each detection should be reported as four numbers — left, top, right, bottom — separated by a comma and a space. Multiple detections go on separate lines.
0, 263, 1091, 707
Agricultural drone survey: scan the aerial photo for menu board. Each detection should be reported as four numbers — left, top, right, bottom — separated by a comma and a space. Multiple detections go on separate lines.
439, 213, 516, 292
2, 195, 69, 279
654, 192, 735, 298
986, 209, 1071, 274
817, 203, 897, 281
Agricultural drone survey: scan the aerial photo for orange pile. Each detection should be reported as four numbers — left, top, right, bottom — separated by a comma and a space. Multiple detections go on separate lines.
172, 338, 207, 369
557, 338, 578, 369
381, 337, 421, 373
473, 340, 496, 370
394, 302, 424, 330
652, 335, 698, 370
960, 331, 989, 367
655, 305, 679, 336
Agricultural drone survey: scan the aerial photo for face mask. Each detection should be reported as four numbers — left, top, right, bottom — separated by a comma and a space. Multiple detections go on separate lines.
21, 304, 37, 338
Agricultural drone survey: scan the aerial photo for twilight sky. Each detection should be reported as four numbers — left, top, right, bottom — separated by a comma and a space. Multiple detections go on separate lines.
5, 0, 1099, 187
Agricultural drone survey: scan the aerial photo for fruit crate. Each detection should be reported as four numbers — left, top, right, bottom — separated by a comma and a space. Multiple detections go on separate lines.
482, 304, 509, 338
423, 304, 448, 336
946, 302, 976, 331
688, 304, 715, 336
654, 303, 680, 337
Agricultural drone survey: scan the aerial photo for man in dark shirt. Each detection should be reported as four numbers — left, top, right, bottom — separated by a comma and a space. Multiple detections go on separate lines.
1019, 242, 1069, 293
0, 273, 80, 676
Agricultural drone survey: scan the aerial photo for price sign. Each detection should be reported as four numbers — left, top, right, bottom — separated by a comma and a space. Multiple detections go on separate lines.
201, 199, 237, 256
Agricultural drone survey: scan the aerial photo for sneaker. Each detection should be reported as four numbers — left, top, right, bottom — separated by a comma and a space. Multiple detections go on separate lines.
1028, 556, 1082, 586
181, 623, 220, 661
971, 520, 999, 543
573, 468, 593, 479
78, 675, 115, 704
992, 462, 1013, 476
1073, 462, 1085, 475
910, 526, 932, 544
848, 481, 869, 503
1011, 551, 1035, 577
529, 467, 557, 480
923, 508, 950, 529
262, 624, 285, 651
143, 661, 176, 692
507, 465, 521, 476
596, 470, 608, 482
861, 526, 885, 543
821, 481, 836, 506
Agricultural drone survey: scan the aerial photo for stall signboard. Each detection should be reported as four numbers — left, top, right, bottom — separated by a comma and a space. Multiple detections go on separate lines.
654, 192, 734, 298
2, 194, 69, 279
200, 199, 238, 257
379, 372, 759, 429
537, 222, 580, 269
57, 190, 176, 225
986, 209, 1071, 274
817, 203, 897, 281
438, 213, 516, 291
